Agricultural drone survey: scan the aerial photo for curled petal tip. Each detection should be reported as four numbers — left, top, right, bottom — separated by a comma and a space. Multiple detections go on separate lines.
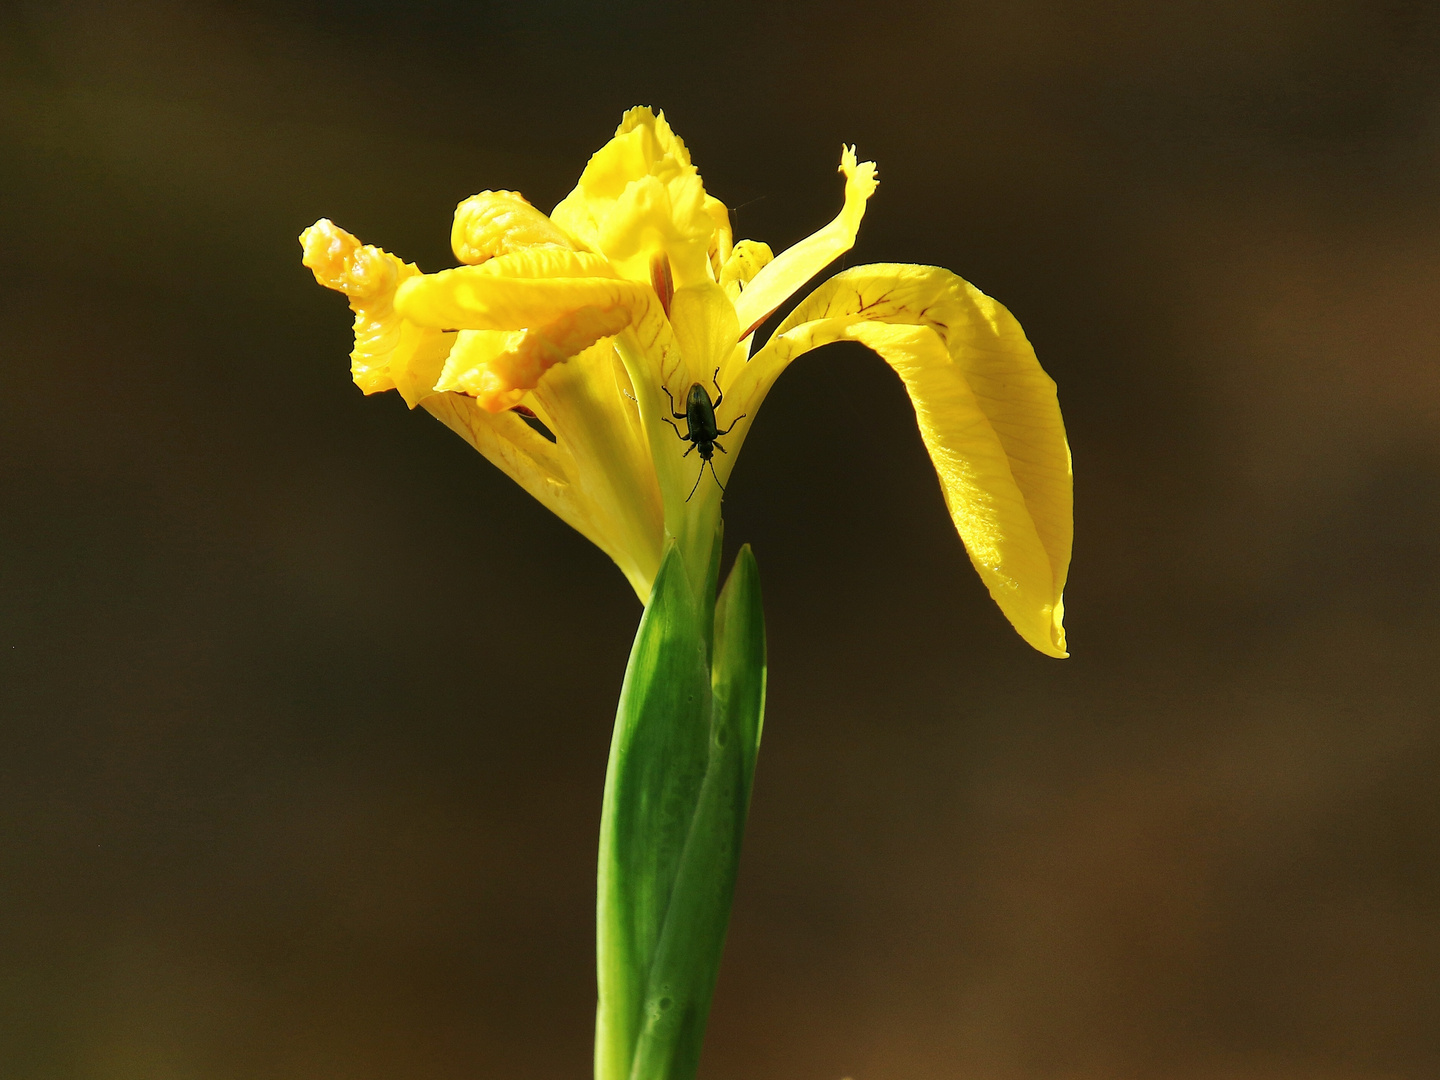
300, 218, 355, 284
1039, 598, 1069, 658
300, 218, 395, 299
451, 190, 573, 265
1051, 597, 1069, 657
839, 146, 878, 196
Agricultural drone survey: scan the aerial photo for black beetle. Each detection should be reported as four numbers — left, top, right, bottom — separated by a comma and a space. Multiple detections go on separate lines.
661, 369, 746, 500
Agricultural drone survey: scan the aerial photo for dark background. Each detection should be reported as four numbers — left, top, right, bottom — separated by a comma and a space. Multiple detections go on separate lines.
3, 1, 1439, 1077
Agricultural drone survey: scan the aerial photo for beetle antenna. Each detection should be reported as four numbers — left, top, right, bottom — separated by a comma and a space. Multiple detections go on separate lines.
686, 465, 705, 502
709, 458, 726, 494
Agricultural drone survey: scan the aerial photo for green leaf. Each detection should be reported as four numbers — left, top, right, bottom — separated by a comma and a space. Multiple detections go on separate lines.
627, 545, 767, 1080
596, 540, 712, 1080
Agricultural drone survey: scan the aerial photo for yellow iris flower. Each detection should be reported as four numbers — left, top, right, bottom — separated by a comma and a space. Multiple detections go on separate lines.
300, 107, 1072, 656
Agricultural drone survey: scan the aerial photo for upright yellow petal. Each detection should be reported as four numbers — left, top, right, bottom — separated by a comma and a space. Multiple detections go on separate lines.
720, 240, 774, 299
668, 282, 740, 390
730, 147, 878, 339
551, 107, 718, 289
703, 194, 734, 277
733, 264, 1071, 656
719, 239, 775, 376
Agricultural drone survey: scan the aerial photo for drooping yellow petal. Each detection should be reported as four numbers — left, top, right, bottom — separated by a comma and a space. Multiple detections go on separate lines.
300, 218, 456, 407
730, 147, 878, 339
734, 264, 1071, 656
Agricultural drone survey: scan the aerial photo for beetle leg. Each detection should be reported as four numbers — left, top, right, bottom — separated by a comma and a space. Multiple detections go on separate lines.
682, 442, 697, 458
714, 413, 746, 437
711, 368, 723, 409
712, 441, 728, 454
662, 384, 688, 421
661, 416, 689, 442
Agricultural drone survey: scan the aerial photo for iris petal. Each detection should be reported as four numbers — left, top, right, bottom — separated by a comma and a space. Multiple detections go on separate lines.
299, 218, 446, 400
451, 190, 575, 265
730, 147, 878, 339
551, 108, 715, 288
395, 266, 633, 333
735, 264, 1071, 656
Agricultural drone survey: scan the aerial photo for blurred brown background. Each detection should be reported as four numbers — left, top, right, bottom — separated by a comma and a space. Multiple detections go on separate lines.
3, 1, 1439, 1077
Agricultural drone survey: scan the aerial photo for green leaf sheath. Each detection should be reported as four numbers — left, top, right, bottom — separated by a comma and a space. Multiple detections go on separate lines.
629, 545, 766, 1080
597, 543, 712, 1080
596, 543, 768, 1080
